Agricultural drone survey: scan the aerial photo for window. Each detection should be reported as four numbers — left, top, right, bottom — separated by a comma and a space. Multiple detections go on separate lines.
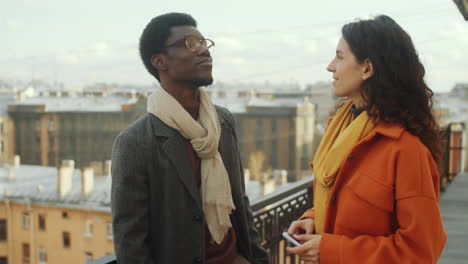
21, 213, 30, 230
34, 120, 40, 131
38, 215, 46, 231
256, 119, 264, 150
84, 220, 93, 237
106, 222, 113, 240
0, 257, 7, 264
48, 120, 55, 131
0, 219, 6, 241
38, 247, 47, 264
22, 243, 30, 264
84, 252, 93, 262
62, 211, 68, 219
63, 232, 71, 248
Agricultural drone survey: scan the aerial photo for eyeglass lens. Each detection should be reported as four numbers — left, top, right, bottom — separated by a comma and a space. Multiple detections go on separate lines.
186, 37, 206, 50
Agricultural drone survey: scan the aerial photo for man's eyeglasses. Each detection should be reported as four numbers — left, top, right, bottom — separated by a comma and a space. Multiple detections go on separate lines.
165, 36, 215, 52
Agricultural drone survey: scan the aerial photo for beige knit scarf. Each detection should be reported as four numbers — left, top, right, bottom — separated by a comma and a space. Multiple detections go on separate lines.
147, 86, 235, 244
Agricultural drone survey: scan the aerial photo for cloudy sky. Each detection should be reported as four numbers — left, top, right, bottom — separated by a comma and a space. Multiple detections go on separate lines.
1, 0, 467, 92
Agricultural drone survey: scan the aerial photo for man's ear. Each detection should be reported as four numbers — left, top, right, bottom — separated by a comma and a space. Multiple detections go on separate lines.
362, 58, 375, 81
151, 54, 168, 72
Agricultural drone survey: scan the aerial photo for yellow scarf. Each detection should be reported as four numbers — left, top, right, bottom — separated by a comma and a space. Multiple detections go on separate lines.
313, 100, 376, 234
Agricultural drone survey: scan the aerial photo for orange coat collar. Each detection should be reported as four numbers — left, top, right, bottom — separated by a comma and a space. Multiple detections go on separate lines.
373, 122, 405, 139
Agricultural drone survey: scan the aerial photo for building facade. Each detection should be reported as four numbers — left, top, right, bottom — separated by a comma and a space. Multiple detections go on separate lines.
0, 95, 16, 166
0, 201, 113, 264
0, 162, 113, 264
213, 96, 317, 181
7, 96, 144, 168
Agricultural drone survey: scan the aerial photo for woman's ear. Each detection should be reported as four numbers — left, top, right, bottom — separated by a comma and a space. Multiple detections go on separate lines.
362, 58, 375, 80
151, 54, 168, 72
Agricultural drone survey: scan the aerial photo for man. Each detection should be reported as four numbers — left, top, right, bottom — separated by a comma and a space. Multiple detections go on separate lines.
111, 12, 268, 264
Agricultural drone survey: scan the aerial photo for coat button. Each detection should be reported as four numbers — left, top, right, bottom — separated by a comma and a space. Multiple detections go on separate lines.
348, 153, 355, 160
192, 215, 201, 222
194, 257, 202, 263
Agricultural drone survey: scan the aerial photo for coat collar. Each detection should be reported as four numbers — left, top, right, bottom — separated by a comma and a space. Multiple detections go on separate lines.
356, 121, 405, 146
147, 108, 228, 210
373, 122, 405, 139
149, 107, 227, 138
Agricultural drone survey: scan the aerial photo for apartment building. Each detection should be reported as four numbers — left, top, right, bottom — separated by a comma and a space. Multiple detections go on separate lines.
0, 160, 113, 264
7, 95, 144, 168
213, 95, 317, 181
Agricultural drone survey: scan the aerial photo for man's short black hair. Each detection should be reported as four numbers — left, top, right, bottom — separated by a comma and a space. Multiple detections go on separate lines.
139, 13, 197, 82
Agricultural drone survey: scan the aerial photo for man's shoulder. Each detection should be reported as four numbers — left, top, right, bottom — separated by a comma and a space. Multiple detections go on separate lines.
117, 113, 154, 142
215, 105, 234, 127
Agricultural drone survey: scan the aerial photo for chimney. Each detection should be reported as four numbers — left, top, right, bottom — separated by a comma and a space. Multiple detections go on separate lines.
89, 161, 103, 176
273, 169, 288, 185
8, 166, 16, 182
13, 155, 20, 168
130, 89, 137, 99
17, 91, 25, 102
57, 160, 74, 197
243, 169, 250, 185
81, 167, 94, 198
248, 90, 256, 99
62, 160, 75, 168
260, 174, 275, 195
104, 160, 112, 176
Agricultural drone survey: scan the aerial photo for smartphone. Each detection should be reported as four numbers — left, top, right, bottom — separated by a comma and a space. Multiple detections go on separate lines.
282, 232, 301, 247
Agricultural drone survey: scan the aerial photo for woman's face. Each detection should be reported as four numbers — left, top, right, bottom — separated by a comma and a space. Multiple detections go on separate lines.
327, 37, 367, 101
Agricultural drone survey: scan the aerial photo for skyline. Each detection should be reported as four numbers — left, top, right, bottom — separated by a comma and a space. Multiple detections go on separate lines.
1, 0, 467, 92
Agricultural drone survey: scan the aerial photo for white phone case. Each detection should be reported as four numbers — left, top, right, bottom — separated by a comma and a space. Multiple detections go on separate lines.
282, 232, 301, 246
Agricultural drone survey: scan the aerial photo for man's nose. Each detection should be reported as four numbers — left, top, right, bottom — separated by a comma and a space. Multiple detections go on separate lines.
197, 45, 210, 56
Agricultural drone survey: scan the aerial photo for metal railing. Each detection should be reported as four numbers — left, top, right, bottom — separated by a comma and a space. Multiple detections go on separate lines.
88, 176, 314, 264
252, 177, 314, 264
439, 123, 465, 191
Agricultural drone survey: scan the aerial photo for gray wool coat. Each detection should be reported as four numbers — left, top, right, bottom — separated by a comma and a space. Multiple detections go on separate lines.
111, 106, 268, 264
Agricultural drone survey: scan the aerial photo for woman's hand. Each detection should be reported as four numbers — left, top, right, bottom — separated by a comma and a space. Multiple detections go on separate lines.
286, 234, 322, 264
287, 218, 315, 235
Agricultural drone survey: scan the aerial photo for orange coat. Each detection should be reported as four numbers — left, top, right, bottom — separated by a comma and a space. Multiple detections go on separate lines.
300, 122, 447, 263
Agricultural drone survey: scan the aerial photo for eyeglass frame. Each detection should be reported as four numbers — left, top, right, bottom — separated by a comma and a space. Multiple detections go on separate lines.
164, 36, 215, 52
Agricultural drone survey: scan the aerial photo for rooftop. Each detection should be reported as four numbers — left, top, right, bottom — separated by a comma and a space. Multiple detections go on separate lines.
7, 95, 138, 113
212, 94, 313, 114
0, 163, 296, 212
0, 165, 111, 211
0, 94, 16, 115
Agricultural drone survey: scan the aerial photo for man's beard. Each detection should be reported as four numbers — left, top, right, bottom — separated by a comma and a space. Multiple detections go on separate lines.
189, 77, 214, 88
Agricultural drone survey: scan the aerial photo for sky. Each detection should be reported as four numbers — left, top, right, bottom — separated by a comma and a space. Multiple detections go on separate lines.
1, 0, 467, 92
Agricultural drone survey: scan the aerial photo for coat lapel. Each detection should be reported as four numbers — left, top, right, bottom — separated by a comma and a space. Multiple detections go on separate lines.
149, 114, 202, 209
216, 110, 237, 192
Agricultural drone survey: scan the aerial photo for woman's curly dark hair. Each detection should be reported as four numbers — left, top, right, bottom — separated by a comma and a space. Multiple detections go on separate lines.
342, 15, 442, 162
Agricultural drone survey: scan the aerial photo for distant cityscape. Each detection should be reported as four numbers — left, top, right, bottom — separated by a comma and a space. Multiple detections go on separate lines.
0, 78, 467, 264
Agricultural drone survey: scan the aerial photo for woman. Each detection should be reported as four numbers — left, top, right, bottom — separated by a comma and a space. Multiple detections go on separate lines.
286, 15, 446, 264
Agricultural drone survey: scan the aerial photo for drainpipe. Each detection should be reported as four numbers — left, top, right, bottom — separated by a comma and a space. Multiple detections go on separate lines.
6, 200, 14, 264
27, 199, 36, 264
